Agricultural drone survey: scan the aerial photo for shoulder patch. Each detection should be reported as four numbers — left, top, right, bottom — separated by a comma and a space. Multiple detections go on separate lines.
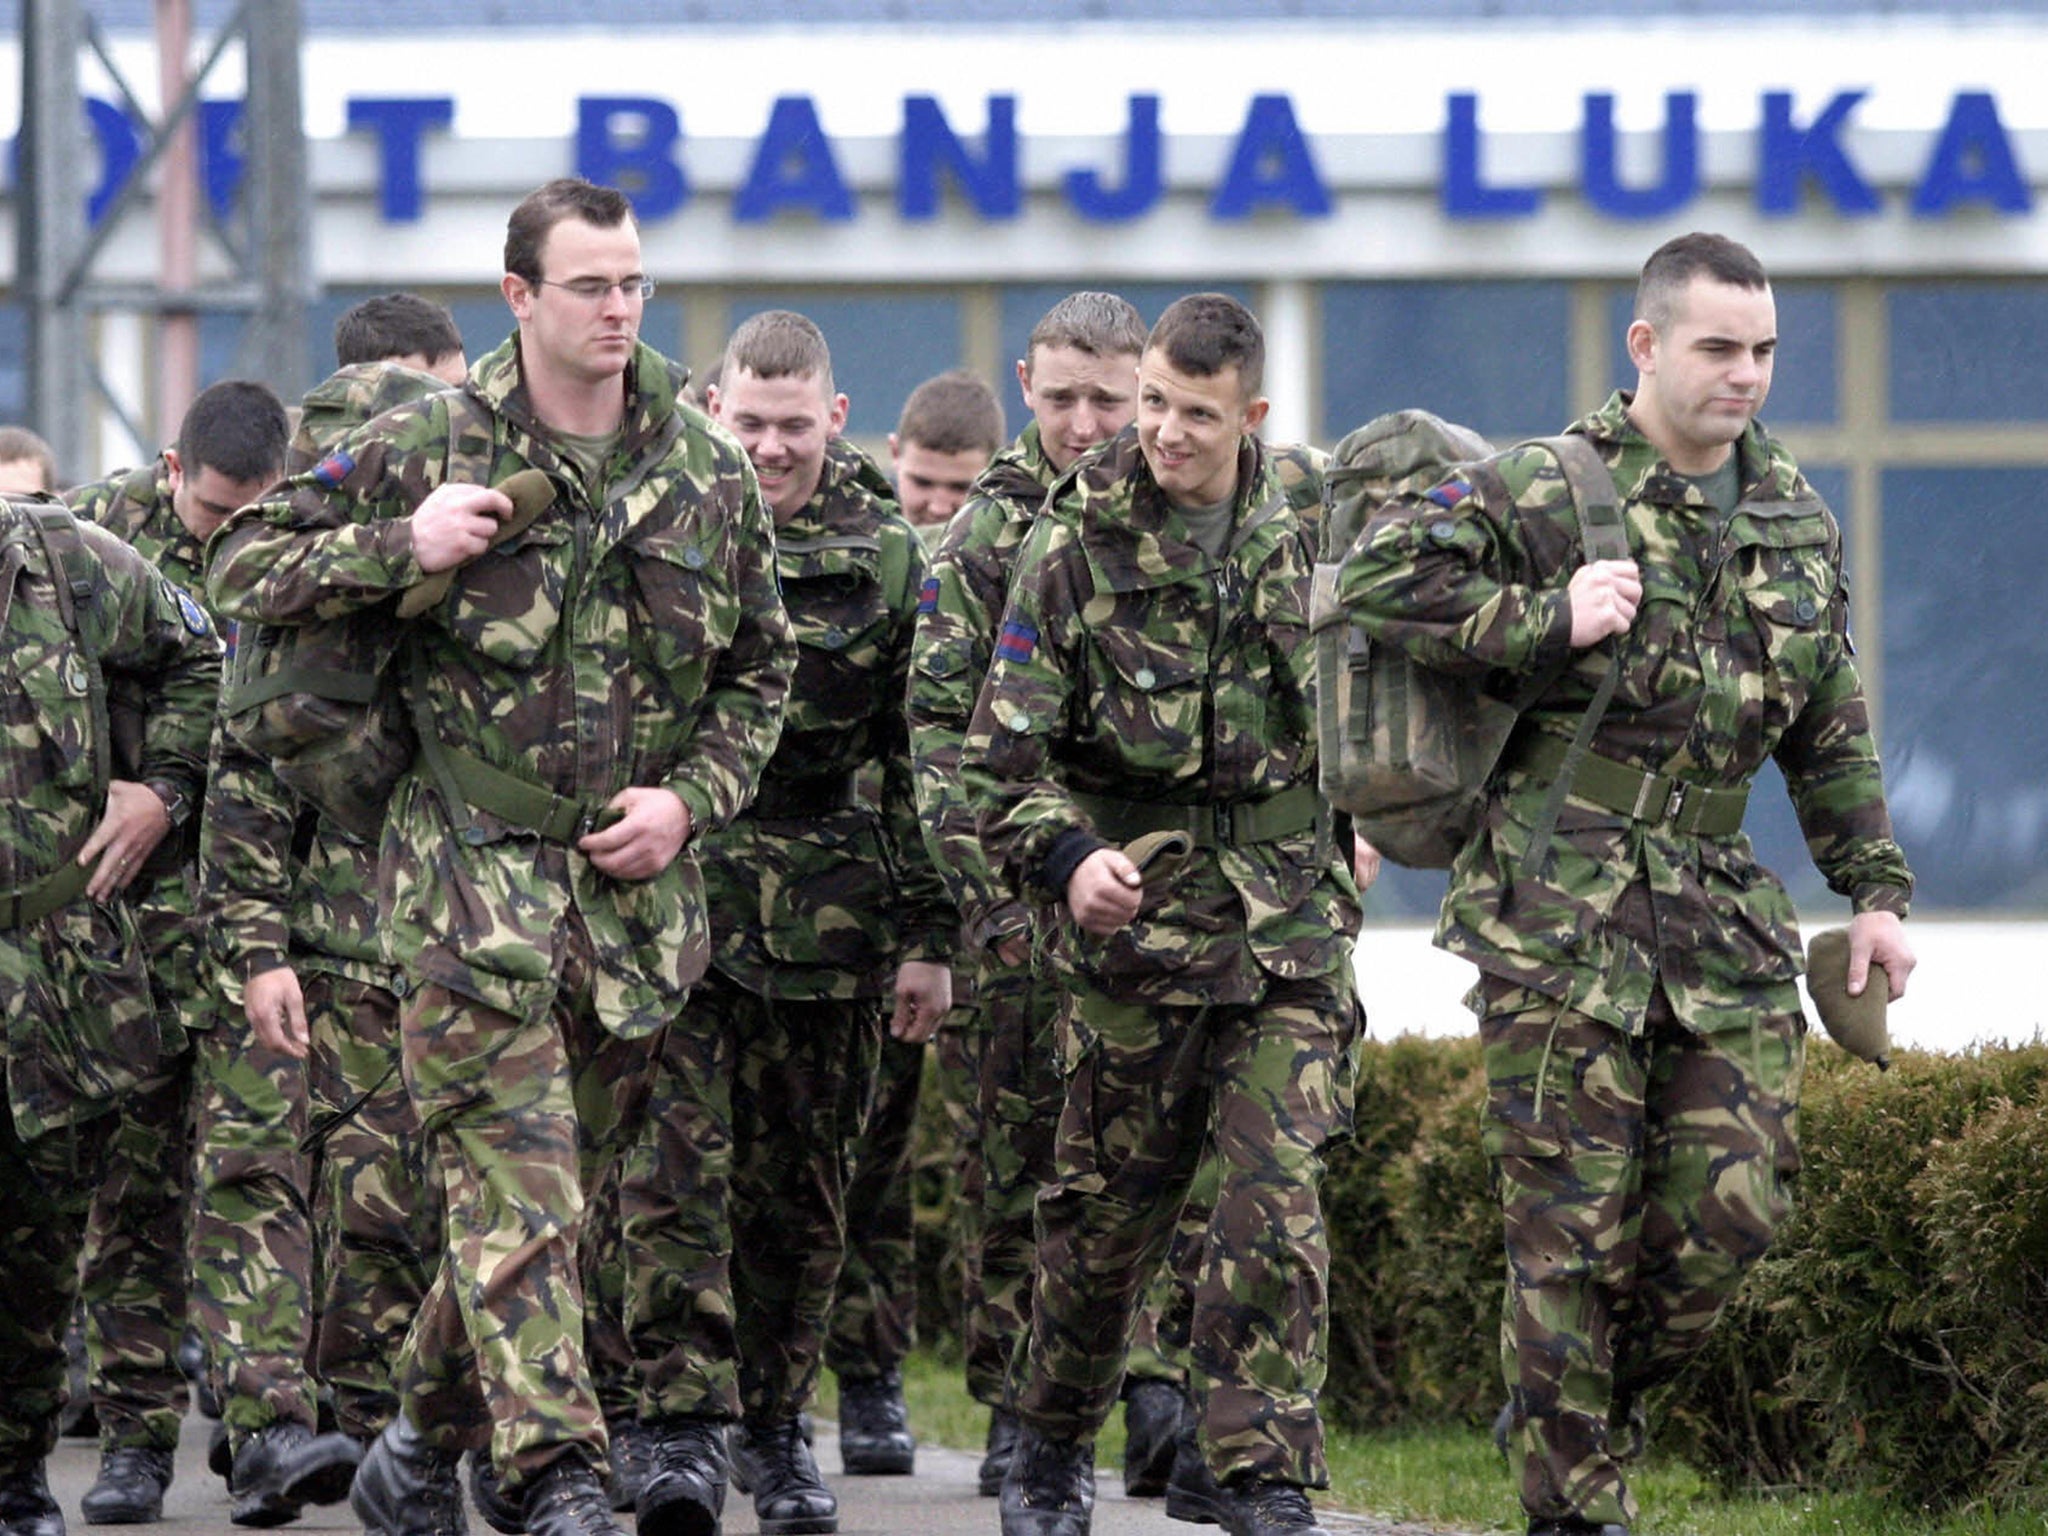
997, 618, 1038, 665
918, 574, 940, 615
1424, 479, 1472, 510
313, 448, 356, 488
169, 581, 211, 636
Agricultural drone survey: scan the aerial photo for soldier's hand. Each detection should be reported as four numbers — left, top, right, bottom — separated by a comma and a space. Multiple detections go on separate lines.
1567, 558, 1642, 647
579, 787, 692, 881
409, 483, 513, 574
246, 965, 310, 1058
1847, 909, 1916, 1003
1067, 847, 1143, 936
891, 960, 954, 1043
78, 779, 172, 901
1353, 834, 1383, 893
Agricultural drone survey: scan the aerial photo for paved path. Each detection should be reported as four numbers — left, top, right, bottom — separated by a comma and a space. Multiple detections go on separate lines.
46, 1412, 1456, 1536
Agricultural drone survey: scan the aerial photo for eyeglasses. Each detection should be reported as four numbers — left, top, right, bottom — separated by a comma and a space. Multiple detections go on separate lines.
530, 275, 656, 302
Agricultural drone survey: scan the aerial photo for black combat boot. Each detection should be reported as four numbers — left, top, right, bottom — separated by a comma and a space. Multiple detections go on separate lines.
80, 1447, 175, 1525
347, 1417, 465, 1536
0, 1461, 64, 1536
1119, 1379, 1183, 1498
467, 1452, 525, 1536
633, 1417, 726, 1536
521, 1457, 620, 1536
231, 1420, 365, 1528
835, 1371, 915, 1475
1527, 1519, 1629, 1536
728, 1418, 837, 1534
207, 1423, 233, 1482
1212, 1478, 1330, 1536
1161, 1418, 1222, 1526
977, 1407, 1021, 1498
998, 1426, 1094, 1536
602, 1418, 655, 1512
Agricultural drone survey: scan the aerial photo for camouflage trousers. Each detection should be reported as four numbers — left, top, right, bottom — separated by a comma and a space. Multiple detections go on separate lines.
626, 981, 881, 1427
395, 931, 660, 1496
1478, 978, 1802, 1529
304, 972, 441, 1441
189, 1000, 318, 1450
1, 1106, 115, 1470
78, 1054, 194, 1453
824, 1032, 926, 1382
1017, 967, 1357, 1489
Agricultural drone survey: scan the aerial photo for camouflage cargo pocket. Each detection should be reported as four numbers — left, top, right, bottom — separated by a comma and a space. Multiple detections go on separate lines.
5, 901, 161, 1140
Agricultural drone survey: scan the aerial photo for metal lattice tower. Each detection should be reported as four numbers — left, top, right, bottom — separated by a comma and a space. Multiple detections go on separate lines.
15, 0, 308, 475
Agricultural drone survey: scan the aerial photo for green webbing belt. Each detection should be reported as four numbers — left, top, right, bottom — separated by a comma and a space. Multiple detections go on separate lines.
427, 740, 617, 845
0, 858, 93, 928
1070, 782, 1321, 849
1511, 732, 1749, 839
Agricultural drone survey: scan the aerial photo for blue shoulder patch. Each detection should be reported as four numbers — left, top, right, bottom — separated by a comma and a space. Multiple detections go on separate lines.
169, 582, 211, 636
1424, 479, 1472, 510
997, 618, 1037, 665
314, 448, 356, 488
918, 575, 940, 615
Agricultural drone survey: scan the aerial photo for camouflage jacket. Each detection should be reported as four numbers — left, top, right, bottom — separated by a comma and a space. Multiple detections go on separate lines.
0, 496, 220, 1137
961, 427, 1359, 1008
1337, 391, 1913, 1036
703, 438, 953, 1001
288, 360, 454, 475
202, 364, 457, 999
908, 423, 1059, 957
67, 459, 214, 1001
205, 335, 795, 1039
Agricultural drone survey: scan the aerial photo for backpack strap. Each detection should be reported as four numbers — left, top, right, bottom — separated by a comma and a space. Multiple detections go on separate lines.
24, 504, 113, 805
1514, 435, 1626, 881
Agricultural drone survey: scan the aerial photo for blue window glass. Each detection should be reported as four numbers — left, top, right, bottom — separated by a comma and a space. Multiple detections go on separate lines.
727, 292, 962, 437
1879, 467, 2048, 910
198, 310, 248, 390
998, 283, 1249, 442
0, 303, 24, 422
1606, 282, 1836, 427
1890, 283, 2048, 423
1325, 281, 1567, 444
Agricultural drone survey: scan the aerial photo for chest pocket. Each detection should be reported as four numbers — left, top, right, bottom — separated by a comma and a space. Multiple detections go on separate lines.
1729, 495, 1839, 718
780, 535, 893, 726
629, 524, 739, 678
1, 554, 100, 796
1085, 625, 1206, 771
435, 520, 571, 670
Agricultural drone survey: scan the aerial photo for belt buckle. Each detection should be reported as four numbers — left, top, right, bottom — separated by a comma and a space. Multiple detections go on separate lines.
1212, 803, 1233, 846
1665, 781, 1689, 827
571, 804, 601, 841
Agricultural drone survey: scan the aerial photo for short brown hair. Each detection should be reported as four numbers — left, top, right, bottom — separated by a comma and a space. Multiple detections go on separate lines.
721, 310, 835, 395
897, 370, 1004, 457
334, 292, 464, 369
1635, 232, 1771, 331
1026, 291, 1146, 371
504, 178, 635, 285
0, 425, 58, 492
1145, 293, 1264, 399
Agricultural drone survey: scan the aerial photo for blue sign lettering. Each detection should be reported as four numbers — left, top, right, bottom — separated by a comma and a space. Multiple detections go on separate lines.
736, 95, 854, 223
1758, 91, 1880, 217
1582, 92, 1698, 219
576, 97, 688, 220
349, 97, 456, 222
1443, 93, 1543, 218
900, 95, 1018, 220
1064, 94, 1163, 223
1213, 94, 1329, 219
1913, 91, 2031, 217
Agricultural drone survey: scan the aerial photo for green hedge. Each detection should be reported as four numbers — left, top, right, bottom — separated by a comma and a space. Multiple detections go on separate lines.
910, 1030, 2048, 1511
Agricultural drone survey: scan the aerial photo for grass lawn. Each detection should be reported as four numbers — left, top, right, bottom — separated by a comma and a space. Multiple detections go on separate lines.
843, 1349, 2048, 1536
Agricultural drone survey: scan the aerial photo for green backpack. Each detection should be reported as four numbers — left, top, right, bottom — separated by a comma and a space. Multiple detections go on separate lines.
221, 388, 492, 842
1309, 409, 1626, 869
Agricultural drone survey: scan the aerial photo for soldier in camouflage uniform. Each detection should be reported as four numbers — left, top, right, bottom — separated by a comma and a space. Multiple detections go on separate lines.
0, 489, 219, 1536
962, 294, 1362, 1536
63, 383, 322, 1528
905, 294, 1165, 1497
822, 368, 1005, 1480
207, 179, 794, 1536
195, 299, 468, 1523
1338, 234, 1916, 1536
621, 311, 953, 1536
0, 427, 58, 496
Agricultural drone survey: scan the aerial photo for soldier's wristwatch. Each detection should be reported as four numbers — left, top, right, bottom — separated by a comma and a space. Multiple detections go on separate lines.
145, 778, 192, 828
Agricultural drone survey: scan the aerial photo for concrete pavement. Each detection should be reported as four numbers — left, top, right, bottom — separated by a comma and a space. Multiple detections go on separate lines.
45, 1411, 1435, 1536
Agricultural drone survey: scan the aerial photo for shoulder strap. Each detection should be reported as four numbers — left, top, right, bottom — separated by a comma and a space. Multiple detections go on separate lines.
1515, 434, 1627, 880
24, 505, 113, 801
